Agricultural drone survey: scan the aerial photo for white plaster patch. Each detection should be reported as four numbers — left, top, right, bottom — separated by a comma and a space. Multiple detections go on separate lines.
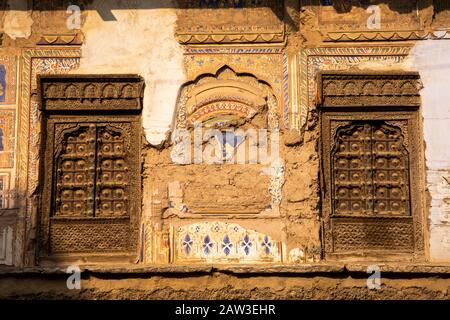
3, 0, 34, 40
288, 247, 305, 263
408, 41, 450, 170
75, 0, 186, 145
430, 224, 450, 261
407, 40, 450, 262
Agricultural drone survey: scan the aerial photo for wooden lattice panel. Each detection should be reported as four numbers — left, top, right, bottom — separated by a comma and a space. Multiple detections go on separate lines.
332, 122, 410, 217
55, 125, 96, 217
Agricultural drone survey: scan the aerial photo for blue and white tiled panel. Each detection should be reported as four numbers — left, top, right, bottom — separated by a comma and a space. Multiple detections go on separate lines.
175, 222, 281, 263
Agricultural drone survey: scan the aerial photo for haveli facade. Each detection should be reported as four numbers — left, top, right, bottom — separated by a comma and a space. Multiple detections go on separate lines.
0, 0, 450, 299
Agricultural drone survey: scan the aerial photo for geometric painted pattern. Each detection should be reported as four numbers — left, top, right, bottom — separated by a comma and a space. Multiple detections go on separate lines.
0, 56, 17, 105
0, 110, 16, 168
176, 222, 281, 263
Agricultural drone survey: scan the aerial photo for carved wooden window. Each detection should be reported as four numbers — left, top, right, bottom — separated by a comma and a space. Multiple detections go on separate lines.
318, 72, 425, 260
38, 75, 143, 264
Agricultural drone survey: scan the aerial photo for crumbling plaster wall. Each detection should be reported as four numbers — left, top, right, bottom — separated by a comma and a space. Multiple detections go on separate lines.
18, 0, 321, 263
76, 0, 450, 263
0, 0, 449, 266
1, 270, 450, 299
142, 126, 322, 263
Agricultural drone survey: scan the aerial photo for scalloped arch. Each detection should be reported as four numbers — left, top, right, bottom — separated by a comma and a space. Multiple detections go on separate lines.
175, 65, 279, 129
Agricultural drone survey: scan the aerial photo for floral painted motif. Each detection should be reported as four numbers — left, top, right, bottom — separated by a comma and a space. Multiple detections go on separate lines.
261, 235, 272, 255
222, 235, 233, 256
176, 222, 281, 262
202, 235, 214, 255
183, 234, 193, 255
31, 58, 80, 89
241, 234, 252, 256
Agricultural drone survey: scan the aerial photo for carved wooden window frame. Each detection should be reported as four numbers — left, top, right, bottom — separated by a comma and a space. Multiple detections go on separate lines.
37, 75, 144, 265
318, 71, 425, 261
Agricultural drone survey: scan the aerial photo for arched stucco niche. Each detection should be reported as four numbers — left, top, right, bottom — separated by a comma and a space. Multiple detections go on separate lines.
173, 65, 280, 131
169, 65, 285, 216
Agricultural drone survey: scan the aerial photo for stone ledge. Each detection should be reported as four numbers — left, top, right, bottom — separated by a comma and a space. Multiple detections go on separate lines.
2, 263, 450, 276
